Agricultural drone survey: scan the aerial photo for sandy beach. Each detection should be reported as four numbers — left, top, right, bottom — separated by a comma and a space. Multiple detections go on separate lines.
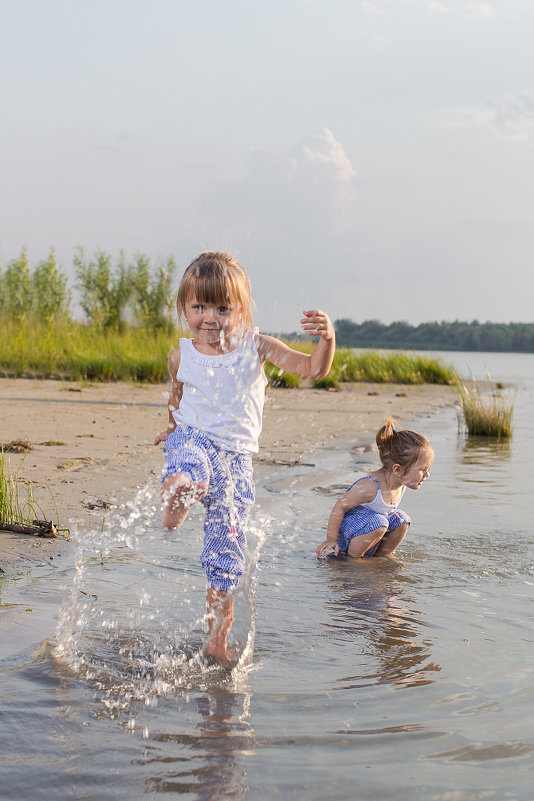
0, 377, 457, 571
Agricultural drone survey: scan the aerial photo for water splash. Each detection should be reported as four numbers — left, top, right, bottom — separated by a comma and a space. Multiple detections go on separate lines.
54, 478, 269, 719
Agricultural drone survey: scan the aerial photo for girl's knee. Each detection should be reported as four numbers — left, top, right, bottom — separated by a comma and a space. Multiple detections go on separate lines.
161, 475, 208, 529
347, 526, 387, 558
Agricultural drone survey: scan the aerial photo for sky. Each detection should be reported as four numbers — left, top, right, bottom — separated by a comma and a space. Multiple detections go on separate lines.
1, 0, 533, 331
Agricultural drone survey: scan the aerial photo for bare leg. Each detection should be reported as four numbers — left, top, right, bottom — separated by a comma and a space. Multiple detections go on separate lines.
374, 523, 409, 557
161, 474, 207, 530
204, 588, 236, 667
347, 526, 388, 558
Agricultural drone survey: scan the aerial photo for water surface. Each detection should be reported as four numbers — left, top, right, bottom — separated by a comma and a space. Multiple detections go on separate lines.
1, 352, 532, 800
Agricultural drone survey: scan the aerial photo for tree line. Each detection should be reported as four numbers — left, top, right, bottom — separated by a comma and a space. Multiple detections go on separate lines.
334, 318, 534, 353
2, 248, 532, 351
0, 247, 177, 332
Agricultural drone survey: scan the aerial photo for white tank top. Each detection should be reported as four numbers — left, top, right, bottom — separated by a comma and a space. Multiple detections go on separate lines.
172, 328, 268, 453
360, 476, 405, 514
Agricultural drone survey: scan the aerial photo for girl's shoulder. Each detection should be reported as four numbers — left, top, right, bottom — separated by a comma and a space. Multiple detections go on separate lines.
358, 475, 380, 492
345, 475, 379, 503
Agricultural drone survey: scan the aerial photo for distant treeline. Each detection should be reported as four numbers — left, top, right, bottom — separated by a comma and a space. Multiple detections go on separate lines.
334, 318, 534, 353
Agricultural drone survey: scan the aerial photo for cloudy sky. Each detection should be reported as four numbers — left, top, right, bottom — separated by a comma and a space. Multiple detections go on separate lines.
1, 0, 533, 331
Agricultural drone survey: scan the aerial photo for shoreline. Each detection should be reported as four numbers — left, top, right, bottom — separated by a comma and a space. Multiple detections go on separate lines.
0, 378, 457, 573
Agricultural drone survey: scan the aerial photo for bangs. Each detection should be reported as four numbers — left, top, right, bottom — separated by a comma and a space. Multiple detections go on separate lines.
189, 265, 232, 306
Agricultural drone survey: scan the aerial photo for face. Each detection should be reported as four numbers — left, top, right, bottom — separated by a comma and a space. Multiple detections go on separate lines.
397, 448, 434, 490
184, 295, 240, 346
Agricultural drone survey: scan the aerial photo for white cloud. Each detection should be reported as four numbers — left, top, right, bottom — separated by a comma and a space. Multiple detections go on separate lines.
465, 93, 534, 141
422, 1, 496, 18
290, 128, 356, 186
462, 2, 495, 19
211, 128, 357, 227
424, 0, 448, 13
360, 1, 387, 16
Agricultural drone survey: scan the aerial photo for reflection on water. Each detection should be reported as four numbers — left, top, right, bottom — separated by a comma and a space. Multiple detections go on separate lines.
145, 681, 254, 799
46, 645, 255, 801
322, 558, 441, 690
460, 434, 512, 464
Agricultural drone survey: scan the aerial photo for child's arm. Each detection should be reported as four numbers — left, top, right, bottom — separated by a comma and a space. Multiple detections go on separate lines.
256, 309, 335, 379
154, 347, 183, 445
316, 478, 377, 557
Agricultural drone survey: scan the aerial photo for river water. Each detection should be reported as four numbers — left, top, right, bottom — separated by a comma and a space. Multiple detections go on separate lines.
1, 352, 532, 800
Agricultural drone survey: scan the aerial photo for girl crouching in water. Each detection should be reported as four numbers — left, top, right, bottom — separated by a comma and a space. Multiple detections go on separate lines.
316, 418, 433, 559
155, 251, 335, 666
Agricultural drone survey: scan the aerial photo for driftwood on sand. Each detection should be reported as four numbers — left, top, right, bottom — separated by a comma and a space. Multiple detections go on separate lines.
0, 519, 60, 538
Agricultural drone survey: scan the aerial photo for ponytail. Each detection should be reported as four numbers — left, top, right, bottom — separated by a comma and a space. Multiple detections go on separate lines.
376, 416, 430, 470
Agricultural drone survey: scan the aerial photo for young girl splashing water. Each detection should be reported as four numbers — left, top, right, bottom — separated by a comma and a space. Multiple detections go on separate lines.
155, 252, 335, 666
316, 417, 433, 559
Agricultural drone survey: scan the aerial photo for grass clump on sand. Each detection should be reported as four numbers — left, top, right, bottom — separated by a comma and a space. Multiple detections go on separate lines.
0, 448, 64, 536
0, 449, 39, 527
458, 381, 514, 438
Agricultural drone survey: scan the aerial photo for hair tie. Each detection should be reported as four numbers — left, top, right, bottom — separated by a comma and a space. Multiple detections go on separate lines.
393, 428, 397, 434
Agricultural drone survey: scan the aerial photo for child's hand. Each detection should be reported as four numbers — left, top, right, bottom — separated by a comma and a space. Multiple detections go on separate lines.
300, 310, 335, 341
316, 538, 339, 558
154, 430, 168, 446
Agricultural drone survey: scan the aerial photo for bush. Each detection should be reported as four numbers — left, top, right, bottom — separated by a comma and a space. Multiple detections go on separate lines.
31, 248, 71, 322
74, 248, 132, 331
3, 249, 32, 322
129, 253, 177, 332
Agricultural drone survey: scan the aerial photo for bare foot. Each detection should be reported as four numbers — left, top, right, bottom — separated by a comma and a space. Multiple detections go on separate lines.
202, 644, 239, 670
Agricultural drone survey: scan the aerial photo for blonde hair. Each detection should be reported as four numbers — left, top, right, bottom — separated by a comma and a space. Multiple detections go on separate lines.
176, 251, 254, 332
376, 416, 431, 471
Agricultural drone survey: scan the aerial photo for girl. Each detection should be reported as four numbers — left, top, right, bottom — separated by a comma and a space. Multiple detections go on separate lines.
316, 417, 433, 560
154, 251, 335, 666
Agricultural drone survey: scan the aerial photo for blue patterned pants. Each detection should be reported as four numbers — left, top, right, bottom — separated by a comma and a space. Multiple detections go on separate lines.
162, 425, 255, 590
338, 506, 411, 557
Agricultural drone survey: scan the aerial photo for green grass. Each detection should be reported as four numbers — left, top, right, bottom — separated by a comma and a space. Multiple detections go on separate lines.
264, 362, 302, 387
0, 450, 40, 527
1, 320, 172, 382
312, 348, 456, 388
458, 381, 514, 438
0, 323, 457, 387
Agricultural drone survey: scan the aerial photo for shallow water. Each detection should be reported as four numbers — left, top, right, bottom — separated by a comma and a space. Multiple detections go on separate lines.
1, 352, 533, 800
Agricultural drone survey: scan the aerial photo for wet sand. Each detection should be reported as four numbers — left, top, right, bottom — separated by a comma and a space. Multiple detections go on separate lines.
0, 378, 457, 571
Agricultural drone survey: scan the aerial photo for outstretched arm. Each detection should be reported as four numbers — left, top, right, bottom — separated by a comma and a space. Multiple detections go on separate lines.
154, 347, 183, 445
316, 478, 377, 558
256, 309, 335, 379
